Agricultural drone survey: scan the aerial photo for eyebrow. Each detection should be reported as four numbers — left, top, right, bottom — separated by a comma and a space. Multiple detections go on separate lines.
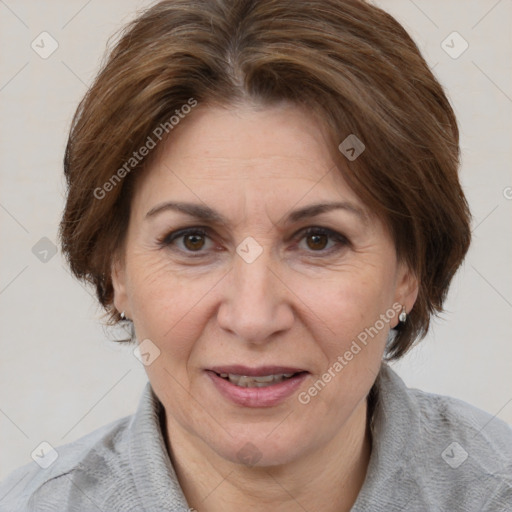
145, 200, 367, 225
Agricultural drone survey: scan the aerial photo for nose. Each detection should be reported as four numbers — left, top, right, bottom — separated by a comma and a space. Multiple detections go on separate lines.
216, 245, 295, 345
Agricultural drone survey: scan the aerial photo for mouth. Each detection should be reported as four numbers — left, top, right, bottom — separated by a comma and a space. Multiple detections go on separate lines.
205, 365, 309, 407
208, 365, 308, 387
214, 371, 306, 388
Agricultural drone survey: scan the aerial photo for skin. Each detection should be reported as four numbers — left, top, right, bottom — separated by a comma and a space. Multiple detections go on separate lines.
112, 101, 418, 512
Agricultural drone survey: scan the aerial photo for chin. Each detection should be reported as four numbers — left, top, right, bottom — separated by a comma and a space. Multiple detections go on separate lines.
205, 426, 312, 468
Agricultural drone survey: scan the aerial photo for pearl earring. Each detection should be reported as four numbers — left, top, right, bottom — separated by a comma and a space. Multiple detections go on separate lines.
398, 306, 407, 323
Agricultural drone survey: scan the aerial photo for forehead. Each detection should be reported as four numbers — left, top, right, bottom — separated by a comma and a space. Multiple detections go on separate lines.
131, 102, 364, 216
152, 102, 340, 173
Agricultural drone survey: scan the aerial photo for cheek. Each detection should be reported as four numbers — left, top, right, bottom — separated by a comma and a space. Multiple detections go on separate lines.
291, 260, 395, 340
298, 267, 392, 417
128, 257, 177, 322
125, 251, 219, 358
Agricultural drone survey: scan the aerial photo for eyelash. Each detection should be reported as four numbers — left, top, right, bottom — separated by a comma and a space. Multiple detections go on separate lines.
157, 226, 349, 257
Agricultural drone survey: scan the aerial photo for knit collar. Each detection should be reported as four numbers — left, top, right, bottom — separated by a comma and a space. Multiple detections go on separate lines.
128, 382, 190, 511
351, 362, 422, 511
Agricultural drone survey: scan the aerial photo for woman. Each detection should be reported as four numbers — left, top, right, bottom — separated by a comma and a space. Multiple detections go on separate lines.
1, 0, 511, 510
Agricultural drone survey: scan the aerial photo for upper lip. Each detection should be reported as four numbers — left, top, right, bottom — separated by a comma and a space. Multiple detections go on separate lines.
207, 365, 308, 376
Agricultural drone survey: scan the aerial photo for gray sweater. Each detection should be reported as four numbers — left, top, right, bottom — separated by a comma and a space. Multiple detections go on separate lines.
1, 363, 511, 511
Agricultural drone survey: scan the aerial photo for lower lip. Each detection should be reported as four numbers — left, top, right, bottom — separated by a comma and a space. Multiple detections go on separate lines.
205, 371, 308, 407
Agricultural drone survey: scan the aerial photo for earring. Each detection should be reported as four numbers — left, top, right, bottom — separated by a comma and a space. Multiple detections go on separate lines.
398, 306, 407, 323
120, 311, 126, 320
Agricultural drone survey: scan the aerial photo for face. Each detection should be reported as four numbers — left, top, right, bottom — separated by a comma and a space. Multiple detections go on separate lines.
112, 101, 418, 467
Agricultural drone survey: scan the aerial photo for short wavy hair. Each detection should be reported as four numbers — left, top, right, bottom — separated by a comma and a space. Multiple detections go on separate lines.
59, 0, 471, 360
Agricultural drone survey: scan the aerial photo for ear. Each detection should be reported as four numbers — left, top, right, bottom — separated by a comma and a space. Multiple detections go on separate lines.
111, 252, 130, 318
392, 261, 419, 328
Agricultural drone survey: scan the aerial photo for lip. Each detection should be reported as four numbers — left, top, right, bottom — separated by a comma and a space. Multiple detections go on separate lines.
208, 365, 306, 376
205, 367, 309, 408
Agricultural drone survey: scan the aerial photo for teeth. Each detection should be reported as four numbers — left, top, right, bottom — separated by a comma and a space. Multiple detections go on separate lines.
219, 373, 297, 388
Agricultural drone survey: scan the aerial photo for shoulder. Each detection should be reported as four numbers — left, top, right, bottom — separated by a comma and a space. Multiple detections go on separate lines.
409, 384, 512, 470
379, 365, 512, 511
0, 414, 132, 512
415, 387, 512, 510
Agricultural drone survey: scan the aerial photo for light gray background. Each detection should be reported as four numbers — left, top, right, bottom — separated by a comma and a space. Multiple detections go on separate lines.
1, 0, 511, 479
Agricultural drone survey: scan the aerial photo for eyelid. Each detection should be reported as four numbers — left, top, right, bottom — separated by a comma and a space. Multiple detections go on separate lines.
158, 225, 350, 255
157, 226, 212, 248
294, 226, 350, 253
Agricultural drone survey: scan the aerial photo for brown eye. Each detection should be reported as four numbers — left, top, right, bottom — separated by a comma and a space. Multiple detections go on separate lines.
159, 227, 212, 255
183, 232, 206, 251
306, 232, 328, 251
297, 227, 349, 255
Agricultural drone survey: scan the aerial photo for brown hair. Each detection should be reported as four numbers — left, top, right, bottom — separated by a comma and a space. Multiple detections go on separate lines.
59, 0, 471, 360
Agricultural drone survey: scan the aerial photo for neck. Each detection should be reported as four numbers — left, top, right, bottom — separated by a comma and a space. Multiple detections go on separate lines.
164, 397, 372, 512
